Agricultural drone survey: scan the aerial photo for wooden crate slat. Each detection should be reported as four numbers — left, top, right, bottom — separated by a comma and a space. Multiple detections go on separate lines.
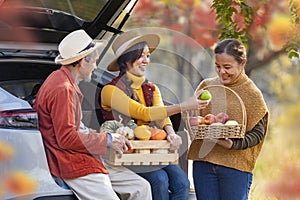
130, 140, 170, 149
104, 152, 178, 166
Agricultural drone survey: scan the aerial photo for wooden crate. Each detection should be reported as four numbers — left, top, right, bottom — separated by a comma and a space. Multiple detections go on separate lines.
103, 140, 178, 166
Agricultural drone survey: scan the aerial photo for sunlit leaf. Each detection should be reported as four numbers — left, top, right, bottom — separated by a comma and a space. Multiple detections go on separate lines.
287, 50, 299, 59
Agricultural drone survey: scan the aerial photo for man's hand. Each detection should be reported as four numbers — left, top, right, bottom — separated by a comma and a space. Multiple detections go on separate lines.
125, 138, 133, 152
110, 133, 131, 158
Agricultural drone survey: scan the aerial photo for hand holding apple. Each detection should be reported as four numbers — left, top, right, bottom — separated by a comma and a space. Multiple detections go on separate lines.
198, 90, 212, 100
180, 91, 210, 112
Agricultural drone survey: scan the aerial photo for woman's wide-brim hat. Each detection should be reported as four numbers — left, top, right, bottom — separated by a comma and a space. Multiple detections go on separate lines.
55, 29, 107, 65
107, 30, 160, 72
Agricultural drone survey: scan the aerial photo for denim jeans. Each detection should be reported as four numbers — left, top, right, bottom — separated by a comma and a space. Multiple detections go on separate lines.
193, 161, 253, 200
136, 165, 190, 200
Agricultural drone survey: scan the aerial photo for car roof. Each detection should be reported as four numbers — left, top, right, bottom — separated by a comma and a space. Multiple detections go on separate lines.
0, 0, 136, 43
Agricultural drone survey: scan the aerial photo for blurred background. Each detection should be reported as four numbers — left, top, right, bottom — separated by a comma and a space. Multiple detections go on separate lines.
1, 0, 299, 199
121, 0, 300, 199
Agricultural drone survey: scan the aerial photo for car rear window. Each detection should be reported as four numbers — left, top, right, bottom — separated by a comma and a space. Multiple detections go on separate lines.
0, 0, 108, 21
0, 80, 42, 99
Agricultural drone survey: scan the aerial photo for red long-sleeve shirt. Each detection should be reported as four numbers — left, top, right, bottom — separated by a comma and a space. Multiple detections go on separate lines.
34, 66, 108, 179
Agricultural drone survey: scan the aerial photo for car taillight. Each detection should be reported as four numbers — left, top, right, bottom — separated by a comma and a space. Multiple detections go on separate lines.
0, 109, 38, 129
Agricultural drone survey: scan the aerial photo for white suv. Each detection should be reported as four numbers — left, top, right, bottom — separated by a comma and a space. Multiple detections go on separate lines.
0, 1, 138, 199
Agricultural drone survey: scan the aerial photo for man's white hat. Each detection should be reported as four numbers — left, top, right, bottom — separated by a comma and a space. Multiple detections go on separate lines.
55, 29, 107, 65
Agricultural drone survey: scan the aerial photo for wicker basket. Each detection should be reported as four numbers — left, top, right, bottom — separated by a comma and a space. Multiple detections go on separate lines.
186, 85, 247, 140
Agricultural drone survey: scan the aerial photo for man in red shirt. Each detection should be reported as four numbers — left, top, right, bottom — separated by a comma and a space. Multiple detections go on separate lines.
34, 29, 152, 200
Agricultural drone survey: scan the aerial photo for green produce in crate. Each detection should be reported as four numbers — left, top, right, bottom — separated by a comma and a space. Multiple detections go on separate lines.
100, 119, 137, 140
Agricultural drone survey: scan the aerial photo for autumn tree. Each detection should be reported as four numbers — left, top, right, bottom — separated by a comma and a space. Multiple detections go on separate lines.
127, 1, 300, 198
128, 0, 295, 78
126, 0, 216, 98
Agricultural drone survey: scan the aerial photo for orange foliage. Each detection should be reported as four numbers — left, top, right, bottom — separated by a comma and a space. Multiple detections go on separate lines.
293, 0, 300, 13
0, 184, 3, 200
133, 0, 165, 19
266, 164, 300, 198
0, 1, 37, 43
231, 1, 246, 32
181, 0, 196, 8
267, 15, 292, 50
170, 23, 185, 32
0, 140, 14, 162
132, 0, 218, 48
190, 4, 218, 47
4, 170, 37, 195
132, 0, 291, 51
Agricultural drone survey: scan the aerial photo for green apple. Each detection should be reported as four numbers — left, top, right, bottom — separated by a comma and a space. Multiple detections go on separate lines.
199, 90, 212, 100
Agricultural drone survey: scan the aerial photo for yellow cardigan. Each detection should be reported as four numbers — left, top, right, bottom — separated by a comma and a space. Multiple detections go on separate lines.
101, 72, 172, 128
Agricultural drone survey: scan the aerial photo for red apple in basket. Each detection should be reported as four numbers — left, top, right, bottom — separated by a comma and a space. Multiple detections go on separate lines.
189, 116, 199, 126
216, 112, 230, 124
197, 116, 205, 125
189, 116, 205, 126
204, 114, 217, 125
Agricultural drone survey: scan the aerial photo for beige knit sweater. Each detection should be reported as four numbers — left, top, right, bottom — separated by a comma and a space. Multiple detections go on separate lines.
187, 72, 269, 172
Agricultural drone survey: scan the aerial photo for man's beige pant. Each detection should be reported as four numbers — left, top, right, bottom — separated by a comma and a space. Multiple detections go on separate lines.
64, 173, 119, 200
64, 163, 152, 200
105, 162, 152, 200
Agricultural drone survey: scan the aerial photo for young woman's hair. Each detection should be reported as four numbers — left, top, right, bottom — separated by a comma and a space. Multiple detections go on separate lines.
117, 41, 147, 75
115, 41, 148, 98
214, 39, 247, 64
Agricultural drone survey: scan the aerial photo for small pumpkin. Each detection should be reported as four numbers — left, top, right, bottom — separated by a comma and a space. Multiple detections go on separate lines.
134, 125, 151, 140
116, 126, 135, 140
126, 120, 138, 130
125, 149, 135, 153
149, 127, 167, 140
99, 120, 123, 133
100, 119, 138, 140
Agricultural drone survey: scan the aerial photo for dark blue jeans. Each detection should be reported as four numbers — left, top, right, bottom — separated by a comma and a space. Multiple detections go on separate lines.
136, 165, 190, 200
193, 161, 252, 200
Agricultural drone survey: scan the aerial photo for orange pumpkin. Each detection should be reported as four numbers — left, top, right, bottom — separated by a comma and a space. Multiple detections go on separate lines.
150, 127, 167, 140
125, 149, 135, 153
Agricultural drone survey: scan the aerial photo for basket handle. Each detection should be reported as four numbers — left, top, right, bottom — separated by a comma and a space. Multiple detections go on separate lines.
185, 112, 194, 140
